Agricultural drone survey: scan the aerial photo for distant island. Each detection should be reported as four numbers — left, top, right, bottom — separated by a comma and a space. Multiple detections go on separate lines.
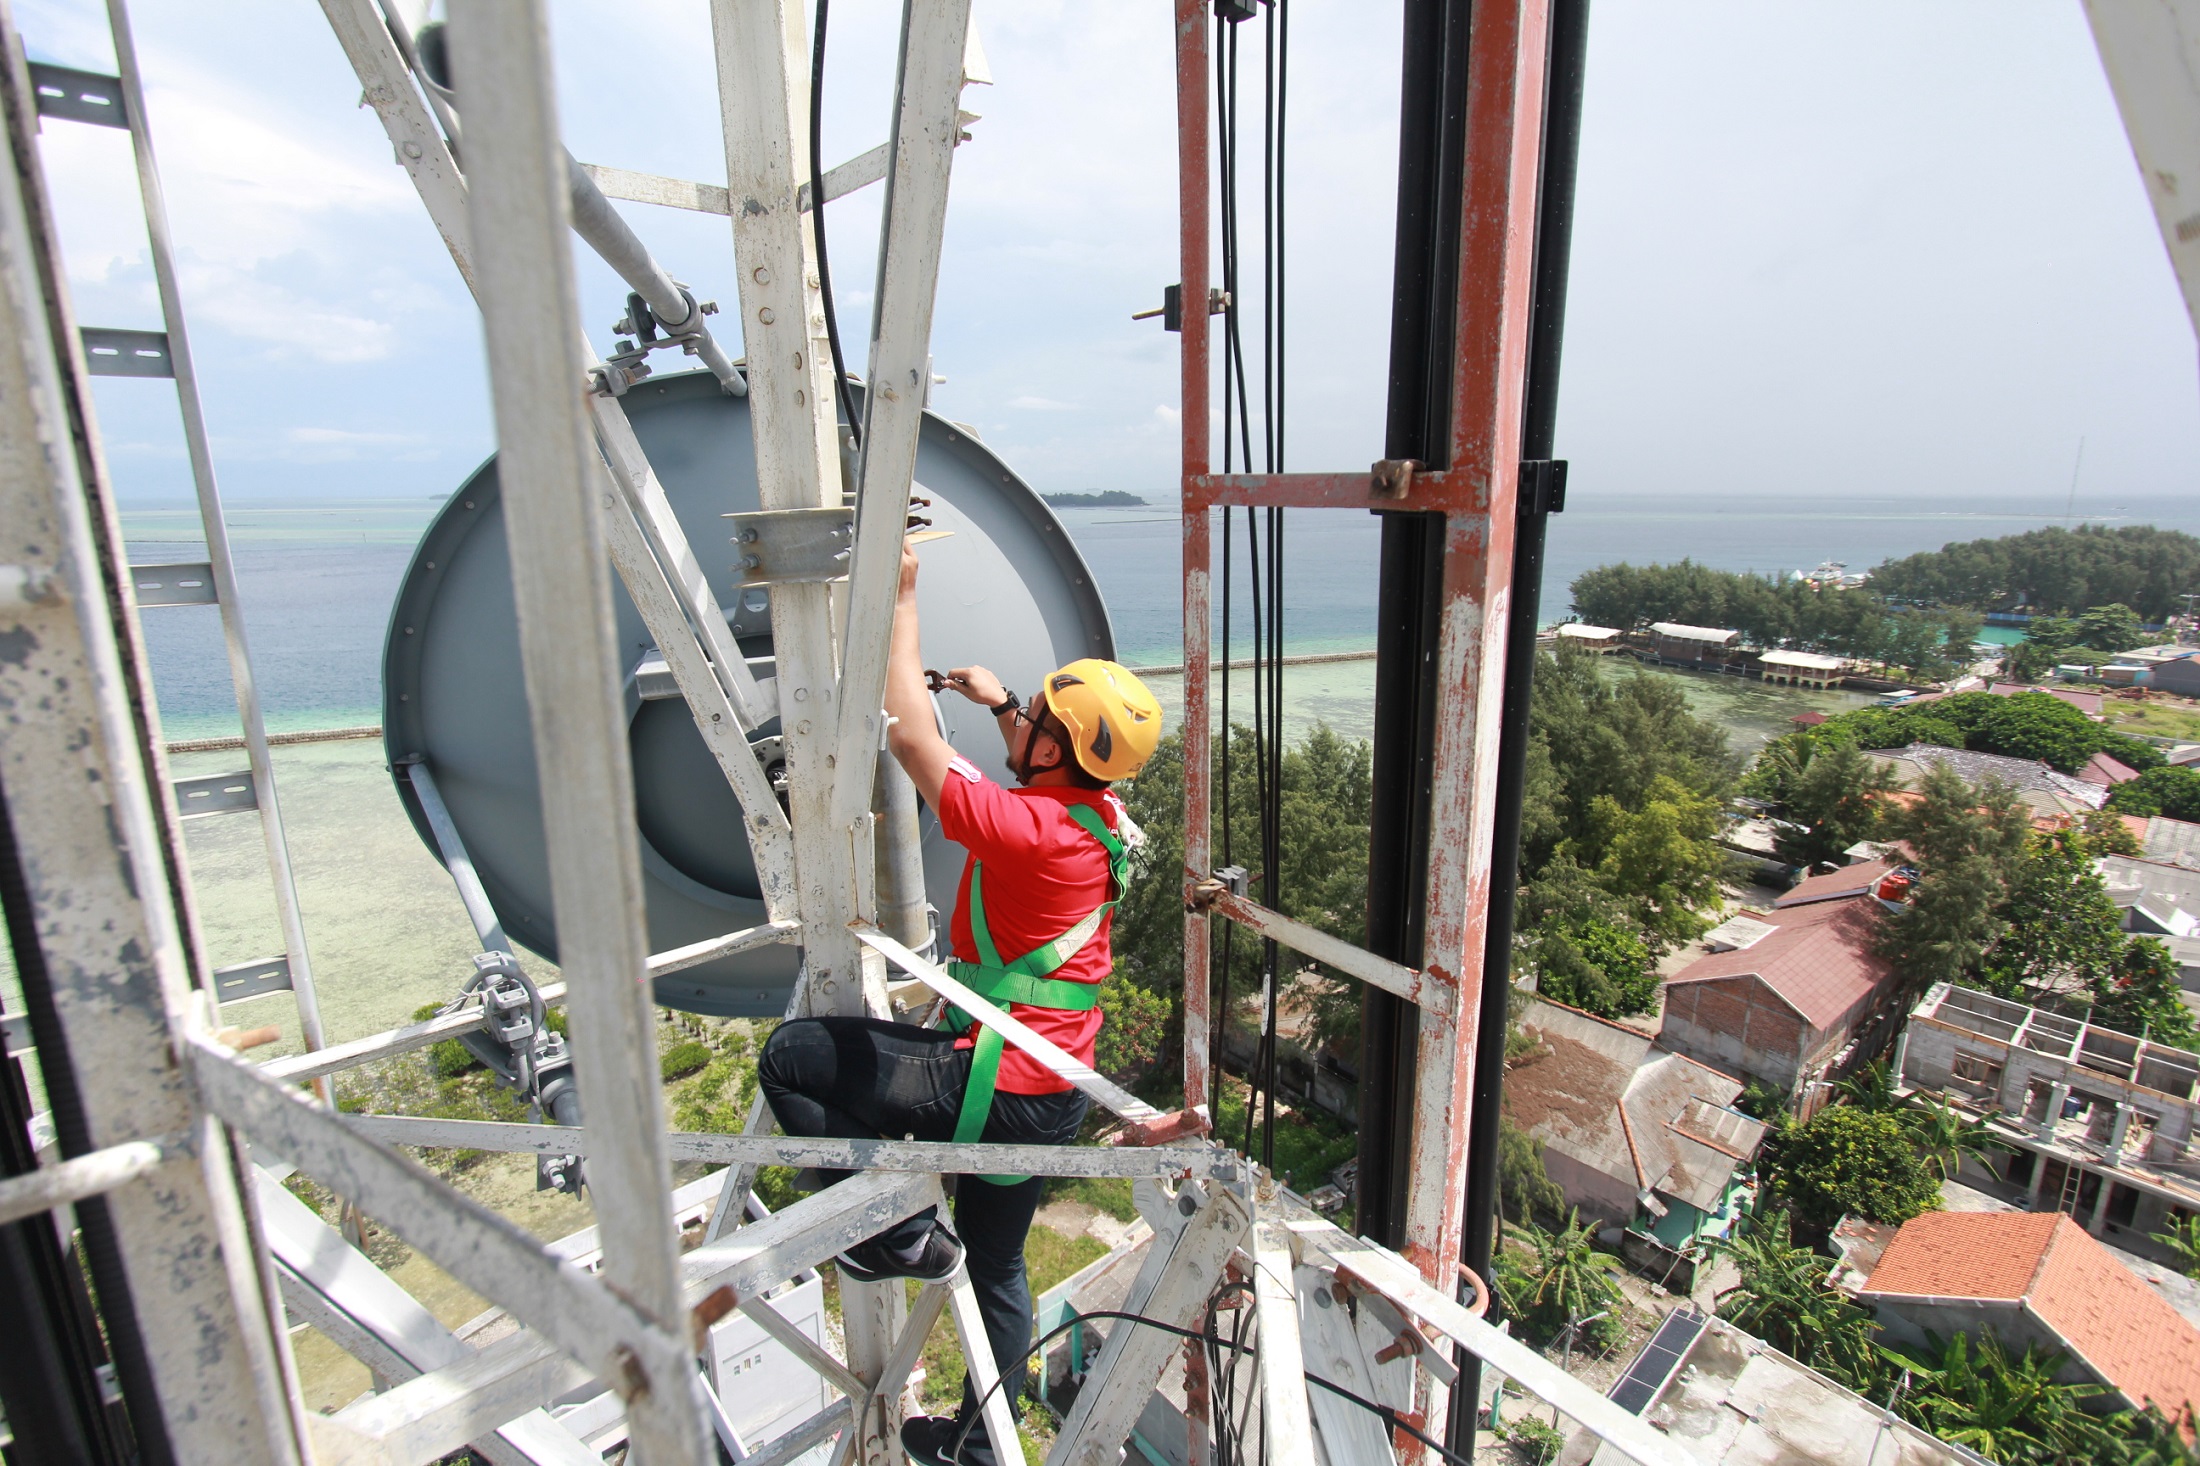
1042, 491, 1147, 508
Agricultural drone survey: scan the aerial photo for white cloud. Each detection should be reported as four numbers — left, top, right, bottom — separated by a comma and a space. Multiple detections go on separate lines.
1010, 394, 1076, 410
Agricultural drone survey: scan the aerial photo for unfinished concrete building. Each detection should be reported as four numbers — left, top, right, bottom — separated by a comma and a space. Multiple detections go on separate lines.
1895, 983, 2200, 1253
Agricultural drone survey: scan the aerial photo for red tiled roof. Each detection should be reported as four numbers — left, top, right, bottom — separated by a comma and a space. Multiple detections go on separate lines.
1792, 710, 1828, 727
1665, 895, 1893, 1030
1987, 682, 2105, 718
1773, 858, 1898, 909
2079, 751, 2141, 787
1860, 1211, 2200, 1416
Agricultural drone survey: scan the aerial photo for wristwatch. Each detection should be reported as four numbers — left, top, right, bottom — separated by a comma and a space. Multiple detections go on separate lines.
989, 690, 1020, 717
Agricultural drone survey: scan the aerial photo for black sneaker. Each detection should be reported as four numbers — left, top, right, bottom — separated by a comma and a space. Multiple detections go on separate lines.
834, 1226, 963, 1284
900, 1412, 997, 1466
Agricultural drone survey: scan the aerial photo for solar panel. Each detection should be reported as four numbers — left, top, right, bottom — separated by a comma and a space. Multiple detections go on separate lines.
1606, 1308, 1707, 1415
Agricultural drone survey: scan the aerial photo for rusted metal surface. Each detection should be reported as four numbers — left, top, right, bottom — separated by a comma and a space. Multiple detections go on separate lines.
1176, 0, 1214, 1122
1169, 0, 1549, 1305
1184, 468, 1488, 513
1401, 0, 1549, 1287
1197, 885, 1452, 1018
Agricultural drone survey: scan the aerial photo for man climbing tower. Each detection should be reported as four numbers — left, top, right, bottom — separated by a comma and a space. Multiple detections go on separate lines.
757, 541, 1164, 1466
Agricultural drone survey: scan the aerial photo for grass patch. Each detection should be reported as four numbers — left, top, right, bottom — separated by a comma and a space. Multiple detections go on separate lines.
1212, 1081, 1357, 1196
905, 1223, 1109, 1419
660, 1040, 712, 1081
2108, 700, 2200, 743
1040, 1175, 1137, 1222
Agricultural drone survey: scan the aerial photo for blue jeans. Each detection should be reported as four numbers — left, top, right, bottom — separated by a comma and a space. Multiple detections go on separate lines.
757, 1016, 1089, 1427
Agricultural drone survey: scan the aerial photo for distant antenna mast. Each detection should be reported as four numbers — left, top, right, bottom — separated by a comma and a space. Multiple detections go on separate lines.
2065, 434, 2086, 524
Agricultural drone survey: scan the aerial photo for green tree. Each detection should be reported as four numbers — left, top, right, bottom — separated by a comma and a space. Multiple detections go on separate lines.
1503, 1209, 1627, 1346
1977, 831, 2130, 1002
1884, 1330, 2117, 1464
1497, 1116, 1563, 1224
1901, 1093, 2006, 1181
1584, 775, 1729, 948
1833, 1059, 1900, 1113
1776, 738, 1892, 866
1714, 1206, 1883, 1387
2095, 939, 2200, 1048
2110, 766, 2200, 822
1875, 767, 2033, 988
2073, 602, 2149, 653
1867, 523, 2200, 623
2152, 1214, 2200, 1280
1767, 1105, 1942, 1228
1529, 915, 1657, 1019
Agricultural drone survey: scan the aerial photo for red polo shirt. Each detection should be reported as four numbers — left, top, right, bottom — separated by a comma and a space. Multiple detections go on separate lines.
935, 755, 1121, 1094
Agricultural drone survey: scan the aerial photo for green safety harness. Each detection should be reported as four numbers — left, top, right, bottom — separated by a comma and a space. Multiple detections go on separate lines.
943, 800, 1126, 1184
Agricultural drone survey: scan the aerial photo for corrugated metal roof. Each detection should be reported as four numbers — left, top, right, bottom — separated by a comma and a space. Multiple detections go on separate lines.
1666, 896, 1894, 1031
1507, 1000, 1764, 1215
1649, 622, 1739, 643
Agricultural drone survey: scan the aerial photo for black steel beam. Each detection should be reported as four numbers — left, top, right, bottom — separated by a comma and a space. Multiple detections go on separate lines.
1450, 0, 1593, 1447
1357, 0, 1475, 1256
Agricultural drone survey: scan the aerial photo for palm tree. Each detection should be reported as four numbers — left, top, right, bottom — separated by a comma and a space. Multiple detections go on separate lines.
1882, 1331, 2115, 1463
1712, 1207, 1880, 1389
2153, 1214, 2200, 1280
1515, 1209, 1626, 1339
1834, 1059, 1900, 1113
1901, 1093, 2006, 1182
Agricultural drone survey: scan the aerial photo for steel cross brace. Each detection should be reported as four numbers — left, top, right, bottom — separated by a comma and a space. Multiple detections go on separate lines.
828, 0, 977, 828
318, 0, 802, 908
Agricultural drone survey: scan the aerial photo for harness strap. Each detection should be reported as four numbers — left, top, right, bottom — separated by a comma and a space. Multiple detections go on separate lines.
947, 799, 1123, 1182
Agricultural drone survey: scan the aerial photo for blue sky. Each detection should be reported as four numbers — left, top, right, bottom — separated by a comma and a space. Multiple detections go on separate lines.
19, 0, 2200, 508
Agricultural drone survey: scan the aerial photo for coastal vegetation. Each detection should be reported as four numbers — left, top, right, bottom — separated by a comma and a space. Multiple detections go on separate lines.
1746, 688, 2160, 781
1039, 490, 1145, 507
1569, 560, 1979, 679
1868, 523, 2200, 623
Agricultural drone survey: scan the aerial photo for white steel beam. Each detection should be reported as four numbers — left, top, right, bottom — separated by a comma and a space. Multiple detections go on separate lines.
740, 1294, 869, 1401
319, 0, 797, 892
338, 1113, 1225, 1179
856, 925, 1166, 1125
710, 0, 872, 1012
317, 0, 474, 288
0, 1136, 172, 1227
710, 3, 902, 1442
313, 1170, 940, 1466
1297, 1264, 1399, 1466
1301, 1221, 1702, 1466
2086, 0, 2200, 346
444, 7, 708, 1460
595, 485, 799, 920
0, 28, 296, 1457
257, 982, 566, 1084
1048, 1179, 1251, 1466
1202, 887, 1450, 1016
106, 0, 330, 1078
190, 1037, 690, 1412
947, 1267, 1030, 1466
590, 393, 782, 735
830, 0, 974, 826
1251, 1219, 1315, 1461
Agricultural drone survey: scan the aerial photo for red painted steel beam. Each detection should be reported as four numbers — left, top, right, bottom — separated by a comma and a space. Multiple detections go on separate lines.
1403, 0, 1551, 1286
1185, 469, 1490, 513
1175, 0, 1214, 1140
1173, 8, 1215, 1463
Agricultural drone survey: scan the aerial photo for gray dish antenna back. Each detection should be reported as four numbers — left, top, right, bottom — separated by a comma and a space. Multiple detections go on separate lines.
383, 371, 1115, 1015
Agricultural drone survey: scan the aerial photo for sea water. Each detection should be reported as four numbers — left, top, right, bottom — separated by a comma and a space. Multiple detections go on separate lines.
123, 491, 2200, 745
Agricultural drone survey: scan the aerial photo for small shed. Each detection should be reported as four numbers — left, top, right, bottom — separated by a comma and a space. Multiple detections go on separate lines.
1554, 622, 1622, 653
1648, 622, 1741, 668
1758, 649, 1846, 689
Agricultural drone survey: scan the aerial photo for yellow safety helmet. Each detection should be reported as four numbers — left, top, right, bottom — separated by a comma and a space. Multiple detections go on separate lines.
1038, 659, 1164, 782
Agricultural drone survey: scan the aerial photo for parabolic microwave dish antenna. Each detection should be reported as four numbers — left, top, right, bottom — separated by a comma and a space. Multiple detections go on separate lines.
383, 370, 1116, 1015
